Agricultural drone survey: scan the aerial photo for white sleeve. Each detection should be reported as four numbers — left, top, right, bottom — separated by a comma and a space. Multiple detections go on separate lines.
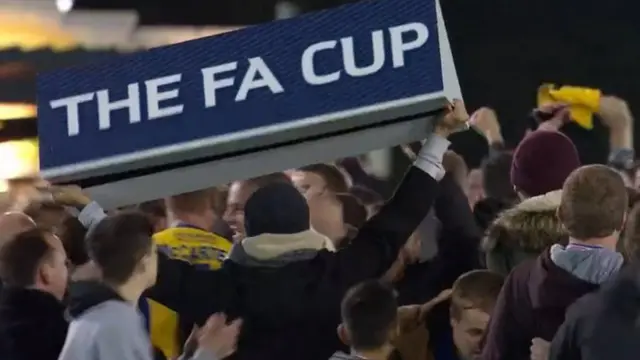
413, 134, 450, 180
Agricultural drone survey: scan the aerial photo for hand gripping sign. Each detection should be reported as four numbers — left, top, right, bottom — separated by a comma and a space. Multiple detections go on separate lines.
37, 0, 461, 209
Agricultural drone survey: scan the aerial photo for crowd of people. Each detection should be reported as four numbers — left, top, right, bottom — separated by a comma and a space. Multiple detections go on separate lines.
0, 95, 639, 360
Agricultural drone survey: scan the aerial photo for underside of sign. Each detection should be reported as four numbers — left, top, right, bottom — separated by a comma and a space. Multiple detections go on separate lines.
84, 105, 444, 209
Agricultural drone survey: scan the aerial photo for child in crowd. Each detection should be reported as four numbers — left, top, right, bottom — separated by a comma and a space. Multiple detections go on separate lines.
331, 280, 400, 360
331, 270, 504, 360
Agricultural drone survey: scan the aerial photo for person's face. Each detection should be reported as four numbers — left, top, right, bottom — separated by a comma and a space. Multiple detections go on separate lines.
291, 171, 327, 199
450, 308, 490, 360
223, 181, 256, 242
292, 171, 345, 240
40, 233, 69, 301
467, 169, 485, 208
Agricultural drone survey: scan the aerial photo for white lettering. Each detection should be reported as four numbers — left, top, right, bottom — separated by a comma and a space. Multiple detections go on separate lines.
202, 62, 237, 108
389, 22, 429, 68
49, 93, 95, 137
301, 40, 340, 85
145, 74, 184, 120
341, 30, 385, 77
96, 83, 141, 131
235, 57, 284, 102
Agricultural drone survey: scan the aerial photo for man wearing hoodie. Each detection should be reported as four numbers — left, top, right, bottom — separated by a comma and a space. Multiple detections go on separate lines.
547, 261, 640, 360
483, 95, 635, 276
480, 164, 627, 360
547, 202, 640, 360
483, 129, 580, 275
146, 100, 470, 360
59, 212, 160, 360
223, 172, 293, 242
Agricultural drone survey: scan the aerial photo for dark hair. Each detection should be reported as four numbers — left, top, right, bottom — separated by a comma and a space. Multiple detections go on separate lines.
341, 280, 397, 351
450, 270, 505, 320
87, 211, 154, 284
138, 200, 166, 218
248, 172, 292, 188
481, 150, 516, 202
0, 228, 53, 287
60, 216, 89, 266
299, 163, 350, 193
558, 165, 627, 239
623, 202, 640, 262
627, 187, 640, 210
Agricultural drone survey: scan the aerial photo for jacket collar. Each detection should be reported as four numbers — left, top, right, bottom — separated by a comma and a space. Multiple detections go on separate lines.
227, 230, 336, 267
0, 287, 65, 319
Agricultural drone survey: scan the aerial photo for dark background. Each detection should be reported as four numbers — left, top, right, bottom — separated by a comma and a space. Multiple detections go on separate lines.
2, 0, 639, 168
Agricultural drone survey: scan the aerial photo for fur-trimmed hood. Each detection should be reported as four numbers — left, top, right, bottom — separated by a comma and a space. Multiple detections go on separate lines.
227, 229, 336, 267
483, 190, 568, 254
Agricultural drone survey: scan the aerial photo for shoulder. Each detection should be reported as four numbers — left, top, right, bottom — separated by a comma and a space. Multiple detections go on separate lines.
84, 300, 143, 329
505, 258, 537, 287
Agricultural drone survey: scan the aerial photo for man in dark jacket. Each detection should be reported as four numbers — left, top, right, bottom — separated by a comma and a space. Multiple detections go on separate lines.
146, 101, 470, 360
0, 227, 69, 360
548, 263, 640, 360
480, 164, 628, 360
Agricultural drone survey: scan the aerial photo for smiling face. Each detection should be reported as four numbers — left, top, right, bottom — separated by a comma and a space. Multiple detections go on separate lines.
223, 181, 256, 242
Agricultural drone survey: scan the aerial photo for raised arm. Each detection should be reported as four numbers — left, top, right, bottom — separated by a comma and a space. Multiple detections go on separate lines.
329, 100, 470, 289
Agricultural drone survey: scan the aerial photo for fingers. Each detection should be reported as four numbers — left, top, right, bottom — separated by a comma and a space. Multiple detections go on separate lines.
203, 313, 227, 332
530, 337, 550, 360
419, 289, 452, 319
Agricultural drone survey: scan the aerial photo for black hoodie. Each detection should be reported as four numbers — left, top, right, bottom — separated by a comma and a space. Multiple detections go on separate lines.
549, 264, 640, 360
0, 287, 68, 360
146, 165, 441, 360
480, 248, 609, 360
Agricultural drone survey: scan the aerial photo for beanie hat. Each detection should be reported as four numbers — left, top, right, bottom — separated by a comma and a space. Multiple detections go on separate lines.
244, 182, 310, 237
511, 131, 580, 197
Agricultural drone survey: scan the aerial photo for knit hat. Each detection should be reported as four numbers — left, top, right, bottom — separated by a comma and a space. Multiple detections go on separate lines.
244, 182, 310, 237
511, 131, 580, 197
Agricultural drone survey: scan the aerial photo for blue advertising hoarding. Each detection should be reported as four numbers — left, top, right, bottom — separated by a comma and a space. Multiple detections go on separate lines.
37, 0, 460, 207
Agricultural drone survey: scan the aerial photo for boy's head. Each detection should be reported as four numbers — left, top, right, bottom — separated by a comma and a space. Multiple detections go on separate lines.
450, 270, 505, 360
138, 199, 167, 233
558, 164, 628, 243
338, 280, 398, 352
87, 211, 157, 290
166, 189, 216, 229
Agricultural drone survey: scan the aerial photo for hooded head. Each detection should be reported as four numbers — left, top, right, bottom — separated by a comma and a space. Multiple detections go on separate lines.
511, 131, 580, 198
483, 190, 567, 275
244, 182, 310, 237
